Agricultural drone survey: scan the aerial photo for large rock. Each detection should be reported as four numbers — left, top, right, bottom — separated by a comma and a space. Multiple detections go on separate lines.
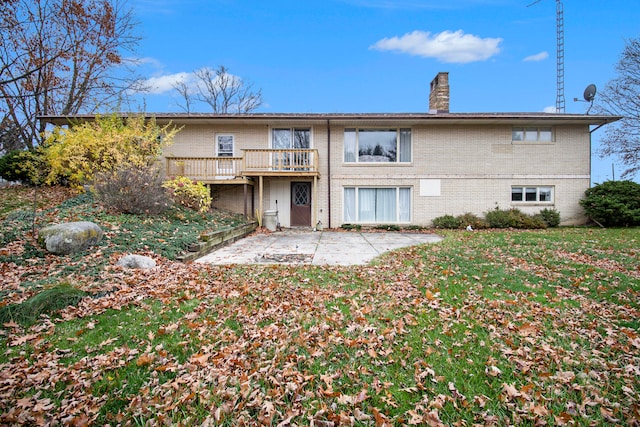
117, 254, 156, 269
38, 221, 103, 255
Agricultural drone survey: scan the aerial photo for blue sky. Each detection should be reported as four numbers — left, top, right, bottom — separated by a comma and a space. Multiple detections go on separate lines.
127, 0, 639, 184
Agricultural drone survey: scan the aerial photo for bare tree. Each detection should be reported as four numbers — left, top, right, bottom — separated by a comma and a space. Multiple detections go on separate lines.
172, 78, 194, 114
0, 0, 141, 150
0, 117, 23, 152
193, 66, 262, 114
594, 37, 640, 179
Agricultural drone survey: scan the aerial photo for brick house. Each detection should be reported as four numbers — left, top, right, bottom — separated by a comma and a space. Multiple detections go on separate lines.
42, 72, 620, 227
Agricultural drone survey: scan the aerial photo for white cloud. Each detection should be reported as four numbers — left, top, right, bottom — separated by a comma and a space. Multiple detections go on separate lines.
543, 106, 557, 113
142, 72, 193, 95
523, 51, 549, 62
136, 66, 246, 96
128, 57, 164, 67
370, 30, 502, 63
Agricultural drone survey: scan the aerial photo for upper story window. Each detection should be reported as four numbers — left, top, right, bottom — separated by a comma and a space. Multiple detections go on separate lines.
217, 135, 234, 157
272, 128, 311, 149
511, 186, 554, 203
512, 127, 553, 142
344, 128, 411, 163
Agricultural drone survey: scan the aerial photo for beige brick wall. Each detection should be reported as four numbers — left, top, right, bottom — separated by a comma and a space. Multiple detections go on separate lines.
327, 123, 591, 226
163, 124, 269, 158
163, 121, 592, 227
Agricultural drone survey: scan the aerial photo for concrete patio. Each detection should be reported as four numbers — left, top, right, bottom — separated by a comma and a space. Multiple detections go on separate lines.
195, 229, 443, 266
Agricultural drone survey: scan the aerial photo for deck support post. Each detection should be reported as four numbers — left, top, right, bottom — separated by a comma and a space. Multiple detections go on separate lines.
258, 176, 263, 225
243, 183, 248, 220
313, 176, 318, 229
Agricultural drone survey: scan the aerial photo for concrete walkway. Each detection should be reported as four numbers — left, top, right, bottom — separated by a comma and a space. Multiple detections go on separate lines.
195, 229, 442, 266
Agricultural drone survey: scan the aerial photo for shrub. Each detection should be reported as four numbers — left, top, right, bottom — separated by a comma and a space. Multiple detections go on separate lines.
163, 176, 212, 213
485, 207, 546, 229
432, 214, 462, 229
514, 212, 547, 229
0, 149, 49, 185
485, 207, 514, 228
93, 165, 172, 215
402, 225, 427, 231
457, 212, 489, 229
580, 180, 640, 227
373, 224, 401, 231
0, 150, 29, 183
341, 223, 361, 231
42, 114, 179, 189
535, 208, 561, 227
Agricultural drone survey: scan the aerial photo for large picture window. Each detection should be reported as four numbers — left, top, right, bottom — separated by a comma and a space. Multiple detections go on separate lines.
344, 128, 411, 163
511, 186, 553, 203
344, 187, 411, 223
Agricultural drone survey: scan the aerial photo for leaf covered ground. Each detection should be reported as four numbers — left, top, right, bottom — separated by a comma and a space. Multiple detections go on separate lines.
0, 188, 639, 425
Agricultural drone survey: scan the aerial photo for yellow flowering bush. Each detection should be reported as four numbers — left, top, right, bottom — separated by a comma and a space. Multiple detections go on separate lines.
42, 113, 179, 189
163, 176, 212, 213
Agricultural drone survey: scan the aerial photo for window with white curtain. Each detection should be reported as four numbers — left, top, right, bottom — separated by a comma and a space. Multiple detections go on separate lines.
344, 128, 411, 163
343, 187, 411, 223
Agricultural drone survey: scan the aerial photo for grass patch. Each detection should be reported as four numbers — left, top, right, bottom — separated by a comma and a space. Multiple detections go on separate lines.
0, 283, 87, 327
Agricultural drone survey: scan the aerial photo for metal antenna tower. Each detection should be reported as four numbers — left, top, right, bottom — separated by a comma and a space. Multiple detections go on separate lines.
528, 0, 565, 113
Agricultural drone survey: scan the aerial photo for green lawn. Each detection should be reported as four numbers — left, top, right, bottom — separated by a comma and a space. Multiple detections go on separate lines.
0, 187, 638, 425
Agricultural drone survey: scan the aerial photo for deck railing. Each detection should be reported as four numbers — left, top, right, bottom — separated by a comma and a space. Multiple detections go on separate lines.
242, 149, 319, 173
166, 157, 242, 180
165, 149, 319, 181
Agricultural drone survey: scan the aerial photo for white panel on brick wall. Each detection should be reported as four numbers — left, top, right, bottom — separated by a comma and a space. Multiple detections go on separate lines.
270, 181, 291, 227
420, 179, 441, 197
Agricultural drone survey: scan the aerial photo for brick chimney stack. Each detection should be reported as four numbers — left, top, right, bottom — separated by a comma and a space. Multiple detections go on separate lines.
429, 72, 450, 113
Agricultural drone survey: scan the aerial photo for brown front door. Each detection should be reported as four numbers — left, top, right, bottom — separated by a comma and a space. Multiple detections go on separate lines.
291, 182, 311, 226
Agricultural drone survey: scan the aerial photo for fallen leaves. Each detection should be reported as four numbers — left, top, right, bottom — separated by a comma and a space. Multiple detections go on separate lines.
9, 332, 40, 346
1, 228, 639, 425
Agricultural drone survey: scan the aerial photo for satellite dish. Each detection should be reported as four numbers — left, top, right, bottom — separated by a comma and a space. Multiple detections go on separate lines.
583, 84, 597, 102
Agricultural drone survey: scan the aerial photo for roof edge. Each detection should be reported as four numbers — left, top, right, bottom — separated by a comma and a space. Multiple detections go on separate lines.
38, 112, 622, 126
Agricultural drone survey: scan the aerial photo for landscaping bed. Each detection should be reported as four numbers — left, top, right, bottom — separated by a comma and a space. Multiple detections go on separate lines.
0, 186, 246, 293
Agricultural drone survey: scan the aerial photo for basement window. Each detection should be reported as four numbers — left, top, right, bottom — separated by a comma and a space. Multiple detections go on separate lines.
511, 186, 554, 203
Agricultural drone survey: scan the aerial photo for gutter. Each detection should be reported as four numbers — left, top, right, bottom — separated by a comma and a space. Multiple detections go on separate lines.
327, 119, 332, 229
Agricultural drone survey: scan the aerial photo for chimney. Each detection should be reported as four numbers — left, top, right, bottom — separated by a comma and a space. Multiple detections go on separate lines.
429, 72, 449, 113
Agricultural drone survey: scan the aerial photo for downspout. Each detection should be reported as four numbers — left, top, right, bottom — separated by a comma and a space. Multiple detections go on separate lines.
589, 121, 608, 187
588, 126, 593, 188
327, 119, 332, 229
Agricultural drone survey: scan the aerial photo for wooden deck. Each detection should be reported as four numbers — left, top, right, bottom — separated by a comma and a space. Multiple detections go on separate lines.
165, 149, 319, 184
